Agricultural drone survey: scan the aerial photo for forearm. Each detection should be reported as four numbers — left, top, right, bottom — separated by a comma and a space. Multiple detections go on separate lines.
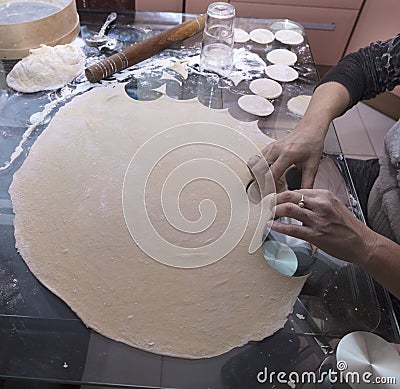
356, 229, 400, 300
318, 34, 400, 108
295, 81, 350, 137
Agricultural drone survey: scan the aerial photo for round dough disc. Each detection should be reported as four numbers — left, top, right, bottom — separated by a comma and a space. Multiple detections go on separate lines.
249, 28, 275, 44
287, 95, 312, 117
275, 30, 304, 45
234, 28, 250, 43
238, 94, 275, 116
267, 49, 297, 66
10, 84, 306, 359
265, 64, 298, 82
249, 78, 282, 99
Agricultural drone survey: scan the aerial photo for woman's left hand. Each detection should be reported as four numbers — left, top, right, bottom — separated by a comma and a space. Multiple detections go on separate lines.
271, 189, 376, 266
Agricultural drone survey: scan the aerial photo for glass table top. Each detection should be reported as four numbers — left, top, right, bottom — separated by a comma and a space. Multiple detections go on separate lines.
0, 9, 399, 388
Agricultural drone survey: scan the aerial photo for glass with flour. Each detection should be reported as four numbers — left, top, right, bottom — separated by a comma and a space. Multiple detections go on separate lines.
200, 2, 235, 77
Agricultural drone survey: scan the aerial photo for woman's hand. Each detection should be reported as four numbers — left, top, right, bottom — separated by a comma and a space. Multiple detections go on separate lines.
248, 82, 352, 188
259, 124, 325, 189
271, 189, 376, 265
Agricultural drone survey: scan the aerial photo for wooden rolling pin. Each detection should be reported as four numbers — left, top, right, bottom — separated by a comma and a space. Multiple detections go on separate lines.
85, 14, 206, 83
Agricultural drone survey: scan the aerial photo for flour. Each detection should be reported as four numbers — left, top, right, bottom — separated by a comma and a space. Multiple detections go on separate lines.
1, 44, 267, 172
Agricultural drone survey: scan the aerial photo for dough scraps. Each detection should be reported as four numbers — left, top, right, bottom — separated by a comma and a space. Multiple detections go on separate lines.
229, 71, 246, 86
287, 95, 312, 117
6, 44, 85, 93
275, 30, 304, 45
10, 85, 306, 358
238, 94, 274, 116
267, 49, 297, 66
249, 29, 275, 44
160, 71, 182, 85
167, 59, 189, 79
249, 78, 282, 99
234, 28, 250, 43
152, 83, 167, 94
265, 64, 299, 82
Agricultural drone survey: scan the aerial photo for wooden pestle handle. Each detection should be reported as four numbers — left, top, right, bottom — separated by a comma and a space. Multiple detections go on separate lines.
85, 14, 206, 83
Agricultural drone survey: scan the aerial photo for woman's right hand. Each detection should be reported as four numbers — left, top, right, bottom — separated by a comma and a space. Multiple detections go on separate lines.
250, 122, 326, 189
248, 82, 351, 189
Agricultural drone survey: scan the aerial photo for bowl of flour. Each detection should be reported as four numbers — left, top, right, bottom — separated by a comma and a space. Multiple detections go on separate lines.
0, 0, 80, 59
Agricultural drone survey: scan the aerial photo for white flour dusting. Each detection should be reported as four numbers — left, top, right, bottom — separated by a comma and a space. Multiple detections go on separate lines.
1, 46, 266, 172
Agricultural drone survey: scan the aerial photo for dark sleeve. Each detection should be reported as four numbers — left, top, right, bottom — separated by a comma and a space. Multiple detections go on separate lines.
318, 33, 400, 109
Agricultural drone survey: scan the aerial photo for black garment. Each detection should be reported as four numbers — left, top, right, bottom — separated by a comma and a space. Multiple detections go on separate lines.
318, 33, 400, 109
319, 36, 400, 320
345, 158, 380, 224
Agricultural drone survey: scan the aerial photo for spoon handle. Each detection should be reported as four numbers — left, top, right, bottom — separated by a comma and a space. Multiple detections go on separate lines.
97, 12, 117, 38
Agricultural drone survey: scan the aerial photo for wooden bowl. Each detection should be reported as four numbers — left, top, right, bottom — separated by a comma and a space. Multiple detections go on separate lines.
0, 0, 80, 60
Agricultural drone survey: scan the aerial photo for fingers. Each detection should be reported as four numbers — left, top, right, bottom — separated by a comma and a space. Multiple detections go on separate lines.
248, 152, 318, 191
271, 190, 317, 241
300, 165, 318, 189
269, 157, 292, 187
247, 139, 322, 191
247, 155, 276, 199
247, 154, 265, 173
275, 190, 318, 210
271, 219, 314, 242
247, 144, 281, 178
248, 152, 295, 189
274, 202, 314, 224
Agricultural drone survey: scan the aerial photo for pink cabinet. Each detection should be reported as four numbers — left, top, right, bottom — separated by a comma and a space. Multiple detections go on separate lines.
233, 0, 363, 9
135, 0, 182, 12
185, 0, 228, 14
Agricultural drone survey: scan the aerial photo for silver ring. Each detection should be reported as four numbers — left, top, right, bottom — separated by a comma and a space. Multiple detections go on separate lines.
298, 194, 306, 208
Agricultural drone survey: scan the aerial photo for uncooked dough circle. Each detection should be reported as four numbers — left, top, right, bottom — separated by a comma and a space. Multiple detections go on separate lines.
287, 95, 312, 117
249, 28, 275, 44
265, 64, 298, 82
267, 49, 297, 66
234, 28, 250, 43
249, 78, 282, 99
238, 94, 275, 116
275, 30, 304, 45
10, 85, 306, 358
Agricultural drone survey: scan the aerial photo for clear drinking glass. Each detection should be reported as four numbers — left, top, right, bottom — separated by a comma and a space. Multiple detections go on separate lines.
200, 2, 235, 77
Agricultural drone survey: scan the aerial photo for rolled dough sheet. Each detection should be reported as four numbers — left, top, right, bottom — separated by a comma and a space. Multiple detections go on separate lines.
10, 84, 306, 359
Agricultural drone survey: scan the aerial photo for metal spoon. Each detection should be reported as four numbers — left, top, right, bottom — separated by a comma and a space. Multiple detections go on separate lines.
86, 12, 117, 47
